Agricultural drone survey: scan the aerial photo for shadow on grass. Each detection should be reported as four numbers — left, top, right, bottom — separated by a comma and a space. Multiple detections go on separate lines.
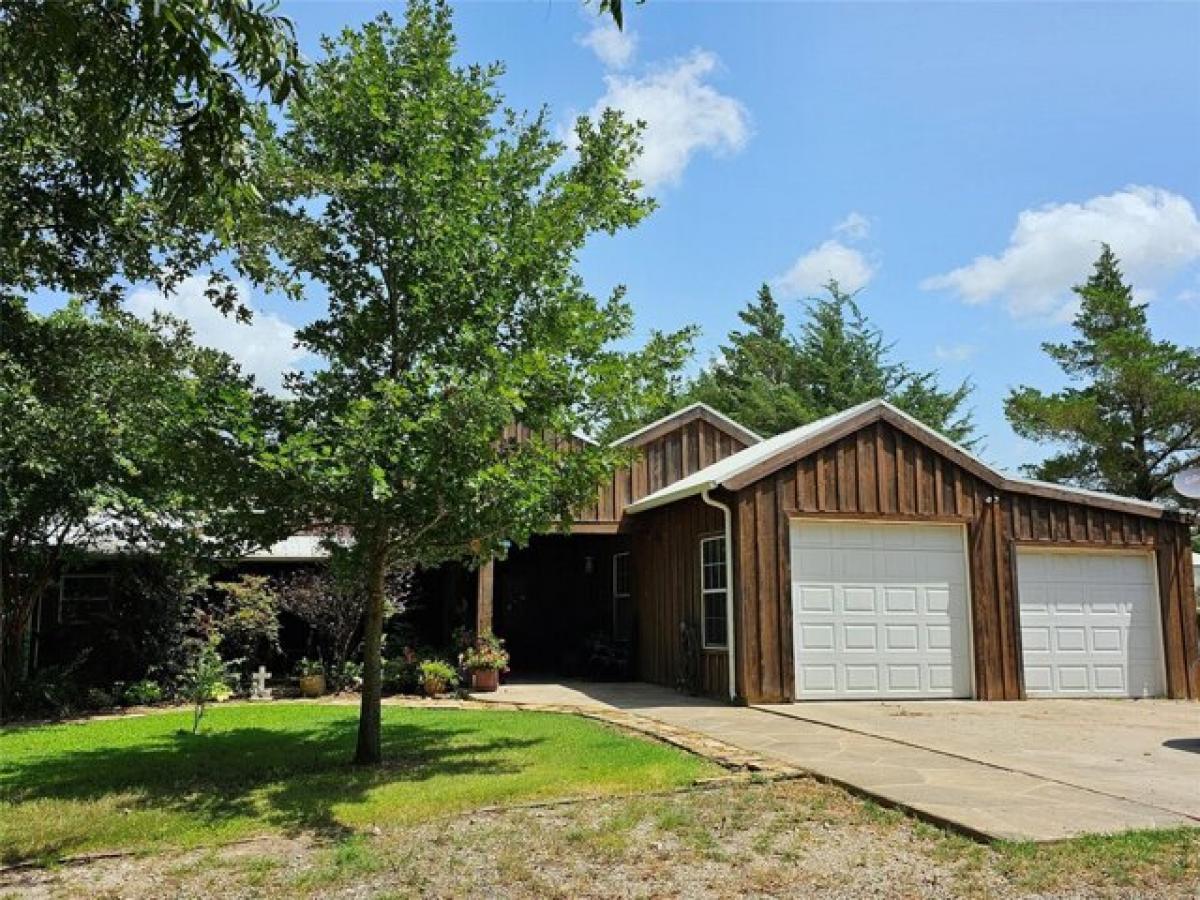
0, 714, 541, 862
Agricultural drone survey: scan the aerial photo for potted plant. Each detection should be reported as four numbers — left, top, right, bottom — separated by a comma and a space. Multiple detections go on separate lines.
459, 631, 509, 692
297, 658, 326, 698
417, 660, 459, 697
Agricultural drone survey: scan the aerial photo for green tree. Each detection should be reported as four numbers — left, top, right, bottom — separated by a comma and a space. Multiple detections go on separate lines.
263, 2, 691, 764
688, 281, 976, 444
1006, 245, 1200, 500
0, 299, 288, 712
0, 0, 304, 310
794, 282, 975, 444
688, 284, 809, 436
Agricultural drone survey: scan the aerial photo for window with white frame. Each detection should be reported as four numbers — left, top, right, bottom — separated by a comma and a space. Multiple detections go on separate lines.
612, 552, 631, 638
700, 536, 728, 649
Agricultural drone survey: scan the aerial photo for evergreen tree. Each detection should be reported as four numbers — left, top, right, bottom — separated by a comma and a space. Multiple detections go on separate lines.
689, 284, 809, 436
1006, 245, 1200, 500
793, 283, 975, 445
688, 281, 976, 445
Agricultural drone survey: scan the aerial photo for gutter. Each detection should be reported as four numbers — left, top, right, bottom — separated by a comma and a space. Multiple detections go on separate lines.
700, 488, 737, 703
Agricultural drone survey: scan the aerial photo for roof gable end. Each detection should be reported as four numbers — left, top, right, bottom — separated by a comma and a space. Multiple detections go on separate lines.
624, 398, 1171, 519
721, 400, 1000, 492
610, 401, 762, 449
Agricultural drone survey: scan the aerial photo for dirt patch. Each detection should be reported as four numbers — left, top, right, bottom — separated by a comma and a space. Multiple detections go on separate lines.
4, 779, 1197, 899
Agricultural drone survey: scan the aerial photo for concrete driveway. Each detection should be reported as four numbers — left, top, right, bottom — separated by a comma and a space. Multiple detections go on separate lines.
759, 699, 1200, 825
476, 682, 1200, 842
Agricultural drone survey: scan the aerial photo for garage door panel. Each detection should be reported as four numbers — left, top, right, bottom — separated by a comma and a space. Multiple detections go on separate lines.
842, 586, 876, 613
1017, 550, 1163, 699
792, 521, 973, 700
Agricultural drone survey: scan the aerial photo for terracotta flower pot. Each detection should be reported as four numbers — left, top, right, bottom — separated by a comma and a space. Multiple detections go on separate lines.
299, 673, 326, 698
470, 668, 499, 692
422, 678, 446, 697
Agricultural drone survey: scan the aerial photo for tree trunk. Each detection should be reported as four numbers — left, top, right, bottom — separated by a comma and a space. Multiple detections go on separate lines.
354, 543, 389, 765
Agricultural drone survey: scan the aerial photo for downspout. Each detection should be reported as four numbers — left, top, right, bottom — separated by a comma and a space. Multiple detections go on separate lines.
700, 488, 737, 703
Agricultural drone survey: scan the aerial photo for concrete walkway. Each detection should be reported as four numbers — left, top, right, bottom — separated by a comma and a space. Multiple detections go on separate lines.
473, 681, 1199, 842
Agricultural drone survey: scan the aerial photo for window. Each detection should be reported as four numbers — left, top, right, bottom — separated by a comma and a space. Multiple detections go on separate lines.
58, 574, 112, 625
700, 536, 728, 649
612, 552, 631, 638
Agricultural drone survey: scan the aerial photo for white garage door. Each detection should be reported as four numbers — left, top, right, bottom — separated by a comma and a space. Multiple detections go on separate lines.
791, 520, 973, 699
1017, 550, 1164, 698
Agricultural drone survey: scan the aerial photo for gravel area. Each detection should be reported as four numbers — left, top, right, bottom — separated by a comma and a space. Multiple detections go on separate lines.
4, 778, 1196, 899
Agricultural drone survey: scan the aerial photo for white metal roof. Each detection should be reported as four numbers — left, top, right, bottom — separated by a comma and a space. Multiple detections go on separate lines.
625, 398, 1171, 516
242, 534, 332, 561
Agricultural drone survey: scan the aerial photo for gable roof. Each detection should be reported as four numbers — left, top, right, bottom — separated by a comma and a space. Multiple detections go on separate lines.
625, 398, 1175, 519
610, 401, 762, 449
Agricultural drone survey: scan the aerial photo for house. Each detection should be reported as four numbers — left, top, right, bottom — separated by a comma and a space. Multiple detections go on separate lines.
31, 398, 1197, 704
474, 399, 1199, 704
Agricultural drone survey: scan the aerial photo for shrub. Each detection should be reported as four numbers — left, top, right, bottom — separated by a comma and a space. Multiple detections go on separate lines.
7, 653, 90, 718
459, 631, 509, 672
417, 660, 459, 696
296, 657, 325, 678
382, 646, 423, 695
121, 679, 164, 706
85, 687, 115, 709
330, 659, 363, 692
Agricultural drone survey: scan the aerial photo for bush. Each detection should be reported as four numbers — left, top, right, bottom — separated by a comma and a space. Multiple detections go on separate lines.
382, 646, 422, 695
329, 659, 363, 692
7, 653, 90, 718
85, 687, 115, 710
121, 679, 164, 706
296, 657, 325, 678
417, 660, 458, 696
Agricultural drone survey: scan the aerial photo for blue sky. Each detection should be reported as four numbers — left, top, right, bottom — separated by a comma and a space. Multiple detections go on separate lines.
129, 2, 1200, 472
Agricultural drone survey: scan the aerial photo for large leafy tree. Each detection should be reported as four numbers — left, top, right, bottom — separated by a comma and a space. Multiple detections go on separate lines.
264, 2, 691, 764
1006, 245, 1200, 501
0, 299, 289, 712
0, 0, 303, 310
689, 281, 976, 444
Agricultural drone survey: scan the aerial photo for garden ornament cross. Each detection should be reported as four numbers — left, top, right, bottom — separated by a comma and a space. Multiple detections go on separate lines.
250, 665, 273, 700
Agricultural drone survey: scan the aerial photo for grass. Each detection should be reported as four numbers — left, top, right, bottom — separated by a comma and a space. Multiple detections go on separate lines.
0, 703, 717, 866
3, 776, 1198, 897
995, 827, 1200, 892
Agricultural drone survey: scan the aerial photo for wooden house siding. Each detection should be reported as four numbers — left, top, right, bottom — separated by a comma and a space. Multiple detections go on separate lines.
575, 419, 752, 525
631, 496, 730, 700
729, 420, 1199, 704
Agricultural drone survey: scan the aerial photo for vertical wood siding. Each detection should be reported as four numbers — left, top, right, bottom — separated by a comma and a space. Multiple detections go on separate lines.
575, 419, 752, 523
631, 496, 729, 700
732, 420, 1199, 703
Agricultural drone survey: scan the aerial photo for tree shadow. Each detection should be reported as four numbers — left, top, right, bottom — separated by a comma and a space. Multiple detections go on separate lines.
1162, 738, 1200, 754
0, 714, 541, 862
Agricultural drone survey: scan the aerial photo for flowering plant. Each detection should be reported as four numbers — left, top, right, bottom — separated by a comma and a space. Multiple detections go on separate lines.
458, 631, 510, 672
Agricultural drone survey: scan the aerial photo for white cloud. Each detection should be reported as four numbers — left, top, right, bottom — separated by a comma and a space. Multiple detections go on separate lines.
578, 20, 637, 69
834, 211, 872, 241
773, 239, 876, 299
934, 343, 977, 363
921, 186, 1200, 319
128, 276, 309, 395
586, 50, 750, 191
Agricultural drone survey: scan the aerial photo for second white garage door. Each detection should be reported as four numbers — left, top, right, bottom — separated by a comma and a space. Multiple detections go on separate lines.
1016, 549, 1164, 698
791, 520, 973, 699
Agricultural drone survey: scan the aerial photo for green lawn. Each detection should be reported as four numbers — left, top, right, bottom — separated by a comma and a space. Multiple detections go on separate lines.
0, 703, 718, 865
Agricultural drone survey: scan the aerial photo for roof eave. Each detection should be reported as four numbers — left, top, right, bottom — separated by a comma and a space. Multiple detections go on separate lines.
625, 480, 717, 514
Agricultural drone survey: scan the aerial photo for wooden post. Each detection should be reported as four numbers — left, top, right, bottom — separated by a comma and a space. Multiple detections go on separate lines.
476, 559, 494, 634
